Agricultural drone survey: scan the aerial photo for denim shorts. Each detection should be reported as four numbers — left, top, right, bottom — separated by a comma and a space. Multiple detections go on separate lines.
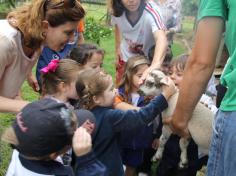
207, 110, 236, 176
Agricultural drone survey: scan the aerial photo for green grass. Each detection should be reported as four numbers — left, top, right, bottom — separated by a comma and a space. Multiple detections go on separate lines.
0, 114, 15, 176
100, 34, 116, 77
83, 3, 108, 23
0, 3, 190, 175
0, 2, 10, 12
0, 81, 39, 176
172, 42, 186, 57
182, 16, 195, 33
0, 2, 10, 19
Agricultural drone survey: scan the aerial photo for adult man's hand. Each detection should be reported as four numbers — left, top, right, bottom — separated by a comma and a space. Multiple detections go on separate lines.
163, 116, 191, 138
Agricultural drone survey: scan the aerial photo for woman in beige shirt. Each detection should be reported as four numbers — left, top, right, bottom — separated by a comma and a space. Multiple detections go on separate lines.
0, 0, 85, 113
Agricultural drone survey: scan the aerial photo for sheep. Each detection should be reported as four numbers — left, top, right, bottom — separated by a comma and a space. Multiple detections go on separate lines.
139, 69, 214, 168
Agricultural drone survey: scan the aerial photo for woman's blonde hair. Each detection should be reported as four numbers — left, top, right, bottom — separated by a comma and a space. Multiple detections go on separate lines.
76, 69, 111, 109
118, 55, 149, 103
7, 0, 85, 49
41, 59, 83, 96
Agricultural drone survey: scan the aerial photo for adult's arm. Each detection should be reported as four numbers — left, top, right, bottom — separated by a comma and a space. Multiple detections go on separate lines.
171, 17, 225, 137
27, 72, 40, 92
114, 24, 122, 66
0, 96, 29, 113
0, 36, 29, 113
140, 30, 167, 82
152, 30, 168, 67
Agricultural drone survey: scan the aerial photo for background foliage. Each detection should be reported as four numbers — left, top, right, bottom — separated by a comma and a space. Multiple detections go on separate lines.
84, 17, 112, 45
182, 0, 199, 16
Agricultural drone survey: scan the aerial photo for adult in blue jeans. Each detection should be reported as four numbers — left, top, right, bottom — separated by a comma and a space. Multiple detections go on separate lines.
166, 0, 236, 176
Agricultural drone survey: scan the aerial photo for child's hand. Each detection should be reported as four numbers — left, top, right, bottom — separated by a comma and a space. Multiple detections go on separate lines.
161, 77, 177, 99
72, 127, 92, 157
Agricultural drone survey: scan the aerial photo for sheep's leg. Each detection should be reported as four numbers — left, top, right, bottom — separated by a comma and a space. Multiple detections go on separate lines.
179, 138, 190, 168
152, 126, 172, 162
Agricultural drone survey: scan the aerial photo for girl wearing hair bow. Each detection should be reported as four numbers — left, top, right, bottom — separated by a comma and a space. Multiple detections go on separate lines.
39, 58, 91, 168
40, 59, 83, 105
0, 0, 85, 113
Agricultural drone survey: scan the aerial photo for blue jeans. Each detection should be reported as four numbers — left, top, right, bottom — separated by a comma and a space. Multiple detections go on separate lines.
207, 110, 236, 176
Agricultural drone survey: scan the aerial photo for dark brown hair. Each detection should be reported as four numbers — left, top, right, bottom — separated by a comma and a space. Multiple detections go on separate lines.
76, 69, 111, 109
70, 43, 105, 65
41, 59, 82, 96
108, 0, 145, 17
118, 55, 149, 103
108, 0, 125, 17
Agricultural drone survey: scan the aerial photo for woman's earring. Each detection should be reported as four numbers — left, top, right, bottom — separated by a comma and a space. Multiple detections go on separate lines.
42, 32, 46, 38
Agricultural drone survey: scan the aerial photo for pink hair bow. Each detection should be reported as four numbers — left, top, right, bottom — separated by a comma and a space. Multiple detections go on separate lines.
40, 59, 59, 74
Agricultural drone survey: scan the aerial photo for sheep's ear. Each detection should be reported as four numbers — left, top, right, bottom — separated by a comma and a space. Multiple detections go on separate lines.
160, 77, 169, 86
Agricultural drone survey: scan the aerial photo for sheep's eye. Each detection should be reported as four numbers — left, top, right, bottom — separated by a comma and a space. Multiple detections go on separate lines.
149, 73, 155, 78
146, 81, 154, 87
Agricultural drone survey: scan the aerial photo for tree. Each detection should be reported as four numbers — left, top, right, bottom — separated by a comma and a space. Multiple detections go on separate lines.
6, 0, 16, 8
182, 0, 199, 17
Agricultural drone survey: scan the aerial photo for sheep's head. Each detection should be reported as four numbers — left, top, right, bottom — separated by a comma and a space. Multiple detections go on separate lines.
139, 69, 168, 96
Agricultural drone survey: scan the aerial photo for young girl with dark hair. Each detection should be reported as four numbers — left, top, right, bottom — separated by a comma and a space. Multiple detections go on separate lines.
70, 43, 105, 70
40, 59, 83, 103
116, 55, 158, 176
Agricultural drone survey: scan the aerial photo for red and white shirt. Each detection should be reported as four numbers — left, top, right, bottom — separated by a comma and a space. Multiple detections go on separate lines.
111, 0, 166, 62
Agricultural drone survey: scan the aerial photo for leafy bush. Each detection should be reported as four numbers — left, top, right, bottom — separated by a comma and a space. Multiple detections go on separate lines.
182, 0, 199, 17
84, 17, 112, 45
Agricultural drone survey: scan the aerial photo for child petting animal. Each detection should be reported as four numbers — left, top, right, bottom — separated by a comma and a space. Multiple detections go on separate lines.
75, 68, 176, 176
115, 55, 157, 176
